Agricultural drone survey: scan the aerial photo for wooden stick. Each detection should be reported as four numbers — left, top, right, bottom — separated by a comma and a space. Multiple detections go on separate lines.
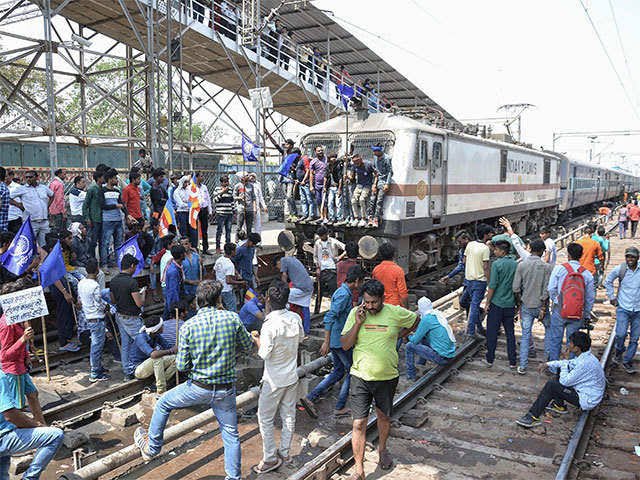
40, 316, 50, 382
175, 307, 180, 385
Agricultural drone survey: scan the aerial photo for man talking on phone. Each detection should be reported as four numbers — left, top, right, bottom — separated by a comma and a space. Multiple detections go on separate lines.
341, 279, 419, 480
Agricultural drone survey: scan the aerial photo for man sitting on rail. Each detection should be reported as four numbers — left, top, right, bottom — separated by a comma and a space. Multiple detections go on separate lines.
341, 279, 420, 479
516, 331, 605, 428
131, 316, 177, 395
135, 280, 254, 480
405, 297, 456, 381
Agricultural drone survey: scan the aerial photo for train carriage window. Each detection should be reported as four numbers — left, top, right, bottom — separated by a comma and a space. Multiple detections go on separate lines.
500, 150, 507, 183
415, 139, 428, 169
543, 159, 550, 184
432, 142, 442, 168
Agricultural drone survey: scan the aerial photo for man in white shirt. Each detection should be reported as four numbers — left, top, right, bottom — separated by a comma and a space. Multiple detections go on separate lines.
77, 259, 109, 382
251, 280, 304, 474
195, 172, 213, 254
540, 226, 557, 266
11, 171, 53, 246
68, 175, 87, 224
173, 176, 190, 239
214, 243, 245, 312
313, 225, 345, 307
5, 169, 23, 233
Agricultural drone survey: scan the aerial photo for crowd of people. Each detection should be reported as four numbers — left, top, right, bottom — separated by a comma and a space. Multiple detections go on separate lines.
0, 160, 638, 479
273, 139, 393, 228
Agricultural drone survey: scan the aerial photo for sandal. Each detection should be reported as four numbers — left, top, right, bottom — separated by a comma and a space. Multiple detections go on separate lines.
251, 458, 282, 474
379, 449, 393, 470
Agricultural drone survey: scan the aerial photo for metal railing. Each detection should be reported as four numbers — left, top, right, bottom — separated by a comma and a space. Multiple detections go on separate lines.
155, 0, 390, 112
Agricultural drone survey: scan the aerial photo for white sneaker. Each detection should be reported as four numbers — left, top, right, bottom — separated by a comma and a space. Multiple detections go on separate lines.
357, 219, 367, 228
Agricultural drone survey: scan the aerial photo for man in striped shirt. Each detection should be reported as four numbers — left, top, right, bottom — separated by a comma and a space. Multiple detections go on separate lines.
213, 175, 234, 254
134, 280, 255, 480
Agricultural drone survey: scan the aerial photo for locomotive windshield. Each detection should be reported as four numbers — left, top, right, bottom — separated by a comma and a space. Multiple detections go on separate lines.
301, 134, 342, 156
348, 132, 395, 160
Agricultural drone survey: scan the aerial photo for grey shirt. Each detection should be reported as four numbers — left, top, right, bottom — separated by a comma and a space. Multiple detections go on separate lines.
280, 256, 314, 294
233, 181, 255, 213
512, 255, 552, 309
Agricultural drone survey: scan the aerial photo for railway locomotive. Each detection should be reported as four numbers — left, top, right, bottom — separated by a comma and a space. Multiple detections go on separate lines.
288, 112, 640, 272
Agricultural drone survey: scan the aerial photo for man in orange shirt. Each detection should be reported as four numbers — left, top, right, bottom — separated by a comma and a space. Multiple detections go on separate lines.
577, 224, 604, 282
122, 170, 144, 227
628, 201, 640, 238
372, 242, 408, 308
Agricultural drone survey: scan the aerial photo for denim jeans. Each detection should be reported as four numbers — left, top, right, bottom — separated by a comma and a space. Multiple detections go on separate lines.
221, 290, 237, 312
299, 185, 315, 218
307, 348, 352, 410
615, 307, 640, 363
115, 313, 142, 376
0, 427, 64, 480
87, 319, 106, 377
368, 184, 386, 220
519, 306, 538, 369
460, 280, 487, 335
88, 221, 102, 261
619, 221, 627, 238
176, 211, 189, 239
100, 220, 123, 267
326, 187, 342, 222
284, 182, 297, 217
216, 214, 233, 249
342, 184, 354, 220
548, 307, 583, 370
148, 381, 241, 480
405, 342, 448, 379
486, 304, 516, 365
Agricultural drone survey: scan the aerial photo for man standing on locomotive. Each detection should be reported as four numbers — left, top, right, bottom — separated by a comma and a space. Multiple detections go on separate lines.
309, 146, 327, 224
367, 143, 392, 228
350, 154, 376, 228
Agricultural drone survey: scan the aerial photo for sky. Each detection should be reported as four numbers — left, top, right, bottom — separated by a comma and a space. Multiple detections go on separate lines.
313, 0, 640, 172
3, 0, 639, 171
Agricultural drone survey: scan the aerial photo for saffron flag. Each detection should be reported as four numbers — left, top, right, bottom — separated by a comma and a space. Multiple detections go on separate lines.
188, 173, 201, 230
278, 152, 298, 178
0, 217, 37, 276
116, 234, 145, 276
337, 84, 354, 111
39, 241, 66, 289
241, 135, 260, 162
159, 200, 176, 238
244, 287, 257, 303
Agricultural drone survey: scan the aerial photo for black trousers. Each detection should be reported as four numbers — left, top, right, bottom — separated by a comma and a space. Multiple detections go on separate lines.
8, 218, 22, 234
529, 379, 580, 418
50, 279, 75, 347
198, 207, 209, 252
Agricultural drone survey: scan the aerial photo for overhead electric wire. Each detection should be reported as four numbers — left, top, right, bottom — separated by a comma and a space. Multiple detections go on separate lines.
324, 10, 439, 68
577, 0, 640, 120
607, 0, 638, 98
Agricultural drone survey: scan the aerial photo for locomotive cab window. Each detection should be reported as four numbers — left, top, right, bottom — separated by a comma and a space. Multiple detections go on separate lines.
415, 139, 429, 169
432, 142, 442, 168
500, 150, 507, 183
543, 159, 550, 184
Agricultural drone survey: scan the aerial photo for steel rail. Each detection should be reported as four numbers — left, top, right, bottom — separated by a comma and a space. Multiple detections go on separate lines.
555, 315, 616, 480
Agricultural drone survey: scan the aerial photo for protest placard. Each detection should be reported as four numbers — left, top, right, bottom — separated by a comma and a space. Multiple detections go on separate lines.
0, 286, 49, 325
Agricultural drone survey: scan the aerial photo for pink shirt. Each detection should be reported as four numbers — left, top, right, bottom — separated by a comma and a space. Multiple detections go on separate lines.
49, 177, 65, 215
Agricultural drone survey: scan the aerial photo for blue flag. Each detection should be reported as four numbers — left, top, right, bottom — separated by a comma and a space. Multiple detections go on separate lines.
278, 152, 298, 178
39, 241, 66, 289
116, 234, 145, 276
241, 135, 261, 162
0, 217, 37, 276
337, 84, 354, 110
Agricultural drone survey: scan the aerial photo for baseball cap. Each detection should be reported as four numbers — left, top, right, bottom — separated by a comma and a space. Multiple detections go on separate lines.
625, 247, 639, 257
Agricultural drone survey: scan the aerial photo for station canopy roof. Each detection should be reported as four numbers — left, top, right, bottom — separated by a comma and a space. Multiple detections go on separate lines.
268, 0, 460, 126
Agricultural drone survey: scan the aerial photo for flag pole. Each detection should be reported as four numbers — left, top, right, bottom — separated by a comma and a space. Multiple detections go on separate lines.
175, 307, 180, 385
37, 272, 51, 382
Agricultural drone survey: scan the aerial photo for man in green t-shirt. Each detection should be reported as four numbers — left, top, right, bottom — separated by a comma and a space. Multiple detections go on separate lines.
485, 240, 518, 368
341, 279, 419, 480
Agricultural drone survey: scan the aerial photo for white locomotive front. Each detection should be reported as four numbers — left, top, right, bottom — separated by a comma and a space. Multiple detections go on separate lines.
294, 112, 619, 272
